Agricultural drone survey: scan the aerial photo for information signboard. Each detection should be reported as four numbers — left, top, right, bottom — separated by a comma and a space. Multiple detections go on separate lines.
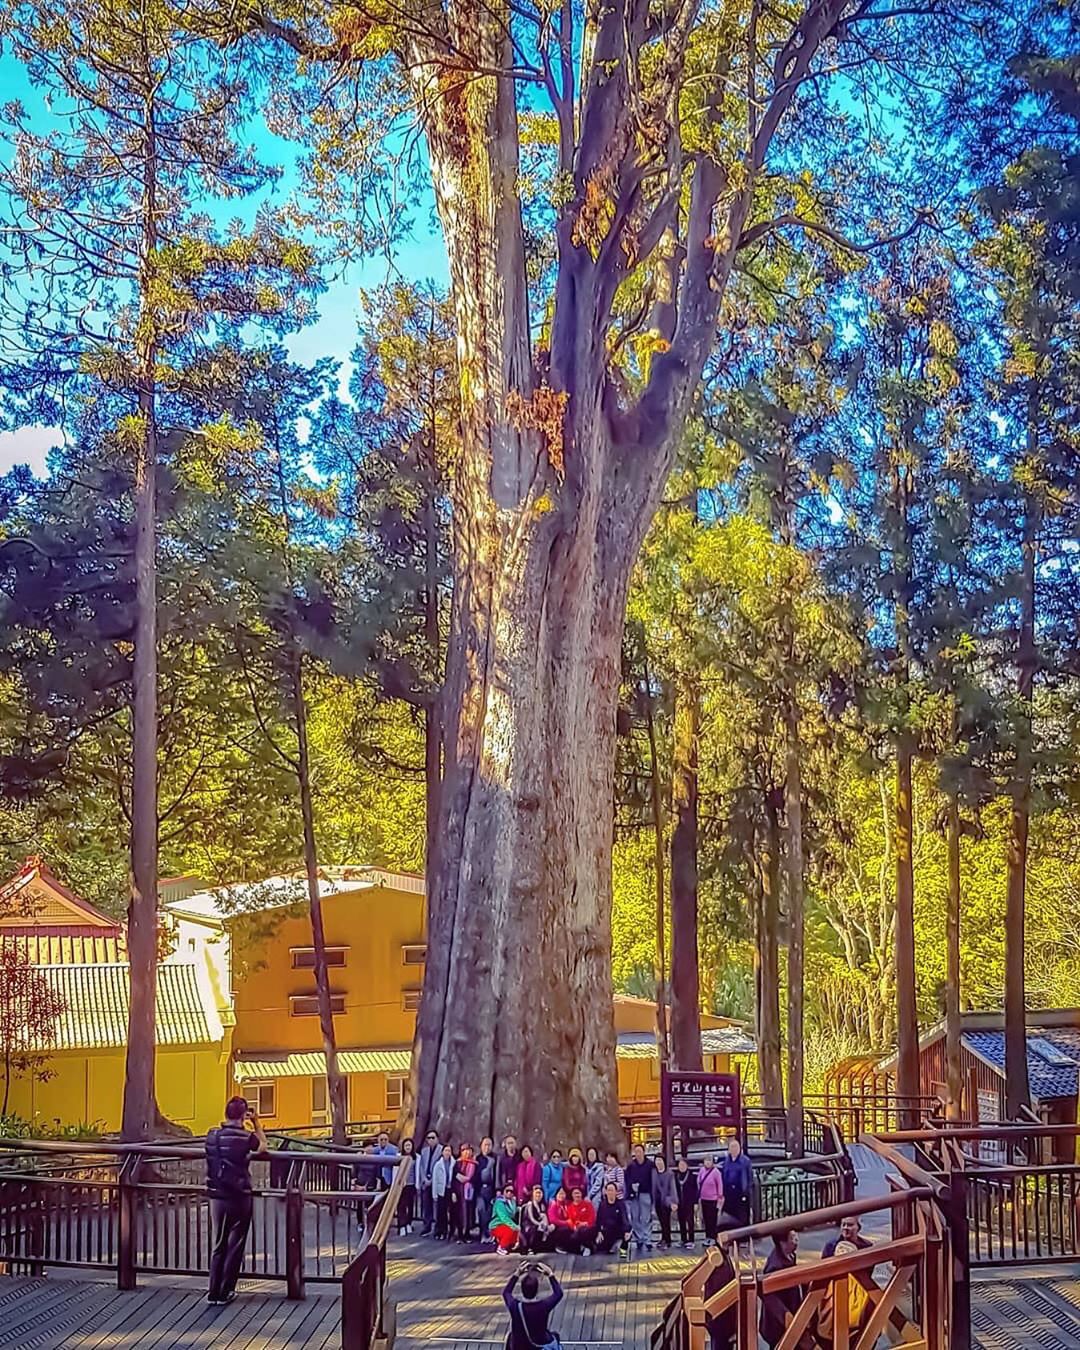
661, 1068, 742, 1131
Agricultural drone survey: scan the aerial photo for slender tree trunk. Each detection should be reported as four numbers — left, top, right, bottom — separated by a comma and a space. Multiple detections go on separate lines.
3, 1051, 10, 1118
643, 652, 669, 1074
292, 655, 349, 1144
945, 789, 963, 1121
122, 79, 160, 1141
423, 480, 443, 891
783, 687, 805, 1156
1005, 482, 1038, 1118
757, 799, 785, 1113
670, 670, 702, 1072
895, 740, 920, 1126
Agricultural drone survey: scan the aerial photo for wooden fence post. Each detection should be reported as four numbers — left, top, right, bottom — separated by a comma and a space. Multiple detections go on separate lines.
285, 1179, 305, 1300
117, 1153, 139, 1291
26, 1181, 44, 1278
947, 1171, 971, 1350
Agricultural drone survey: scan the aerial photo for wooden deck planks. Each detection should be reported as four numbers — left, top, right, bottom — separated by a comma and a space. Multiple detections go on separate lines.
0, 1279, 342, 1350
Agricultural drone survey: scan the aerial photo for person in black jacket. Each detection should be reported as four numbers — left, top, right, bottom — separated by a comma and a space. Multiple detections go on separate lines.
759, 1231, 806, 1349
594, 1182, 632, 1257
205, 1096, 268, 1305
673, 1157, 699, 1248
476, 1136, 498, 1242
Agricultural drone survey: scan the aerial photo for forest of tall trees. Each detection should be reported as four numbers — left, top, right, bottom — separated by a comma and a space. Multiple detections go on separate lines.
1, 0, 1079, 1141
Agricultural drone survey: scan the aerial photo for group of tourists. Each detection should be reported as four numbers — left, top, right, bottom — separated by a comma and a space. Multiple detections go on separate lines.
393, 1131, 755, 1257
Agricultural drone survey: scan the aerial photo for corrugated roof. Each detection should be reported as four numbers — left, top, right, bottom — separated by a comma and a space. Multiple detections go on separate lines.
615, 1028, 757, 1058
167, 868, 424, 924
963, 1029, 1080, 1101
234, 1048, 412, 1080
1, 934, 126, 965
33, 962, 221, 1050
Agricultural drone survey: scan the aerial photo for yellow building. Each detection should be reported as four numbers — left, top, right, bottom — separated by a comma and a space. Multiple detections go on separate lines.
0, 858, 231, 1134
166, 868, 755, 1131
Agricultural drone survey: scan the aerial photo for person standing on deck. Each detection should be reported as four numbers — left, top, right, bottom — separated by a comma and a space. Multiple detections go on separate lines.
651, 1155, 677, 1249
674, 1156, 698, 1248
373, 1130, 396, 1190
418, 1128, 441, 1235
476, 1136, 498, 1242
624, 1143, 655, 1253
697, 1156, 724, 1245
498, 1134, 520, 1192
542, 1149, 564, 1203
585, 1147, 605, 1205
721, 1136, 753, 1228
205, 1096, 268, 1306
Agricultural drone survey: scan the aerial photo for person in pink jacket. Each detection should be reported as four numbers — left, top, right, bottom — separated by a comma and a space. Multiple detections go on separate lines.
697, 1155, 724, 1245
515, 1144, 543, 1202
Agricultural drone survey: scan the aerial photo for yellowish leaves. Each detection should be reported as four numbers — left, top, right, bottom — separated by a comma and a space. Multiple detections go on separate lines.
572, 167, 616, 260
505, 383, 569, 483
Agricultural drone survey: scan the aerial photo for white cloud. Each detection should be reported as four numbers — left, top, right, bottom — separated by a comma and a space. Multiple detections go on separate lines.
0, 426, 61, 478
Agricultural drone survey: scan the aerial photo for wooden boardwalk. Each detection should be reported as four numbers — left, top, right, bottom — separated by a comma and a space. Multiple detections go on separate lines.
0, 1276, 341, 1349
8, 1231, 1080, 1348
389, 1241, 703, 1349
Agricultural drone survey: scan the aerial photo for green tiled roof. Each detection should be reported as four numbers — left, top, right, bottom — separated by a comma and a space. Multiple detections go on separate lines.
34, 962, 220, 1050
234, 1048, 412, 1080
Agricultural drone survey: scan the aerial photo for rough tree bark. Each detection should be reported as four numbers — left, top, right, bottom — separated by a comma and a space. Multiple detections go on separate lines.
757, 795, 785, 1113
1005, 478, 1038, 1118
122, 79, 161, 1143
670, 670, 703, 1072
945, 789, 963, 1121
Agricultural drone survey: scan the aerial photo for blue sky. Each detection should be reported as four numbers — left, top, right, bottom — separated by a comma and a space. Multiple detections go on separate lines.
0, 48, 448, 477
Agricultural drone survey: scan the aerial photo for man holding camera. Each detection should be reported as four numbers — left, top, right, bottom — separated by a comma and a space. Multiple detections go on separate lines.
205, 1095, 268, 1305
502, 1259, 563, 1349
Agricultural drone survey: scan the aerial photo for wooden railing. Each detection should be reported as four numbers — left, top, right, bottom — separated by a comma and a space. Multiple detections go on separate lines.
0, 1136, 407, 1296
652, 1186, 949, 1350
342, 1154, 411, 1350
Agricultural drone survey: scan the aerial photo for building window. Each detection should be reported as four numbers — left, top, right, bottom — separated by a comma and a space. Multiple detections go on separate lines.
402, 988, 422, 1011
385, 1074, 406, 1111
401, 944, 427, 965
245, 1081, 276, 1118
290, 993, 346, 1016
290, 946, 348, 969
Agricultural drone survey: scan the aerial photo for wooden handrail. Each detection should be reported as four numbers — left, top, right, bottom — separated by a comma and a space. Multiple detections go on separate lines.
0, 1136, 405, 1168
341, 1155, 412, 1350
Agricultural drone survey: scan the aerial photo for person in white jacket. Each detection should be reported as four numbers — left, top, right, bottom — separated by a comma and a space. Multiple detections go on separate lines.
432, 1144, 456, 1239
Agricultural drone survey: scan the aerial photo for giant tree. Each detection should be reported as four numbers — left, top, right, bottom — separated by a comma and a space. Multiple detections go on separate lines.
248, 0, 998, 1140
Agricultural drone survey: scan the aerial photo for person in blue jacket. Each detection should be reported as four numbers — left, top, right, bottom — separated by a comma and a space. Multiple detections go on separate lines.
542, 1149, 564, 1203
721, 1135, 753, 1226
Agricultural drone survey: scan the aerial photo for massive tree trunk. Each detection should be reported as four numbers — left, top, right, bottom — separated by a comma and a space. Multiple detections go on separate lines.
670, 670, 703, 1072
756, 797, 785, 1113
1005, 482, 1037, 1119
292, 656, 349, 1144
945, 789, 963, 1121
894, 740, 920, 1126
122, 89, 160, 1142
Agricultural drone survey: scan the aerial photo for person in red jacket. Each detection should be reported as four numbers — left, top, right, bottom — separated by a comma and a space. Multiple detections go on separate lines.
546, 1186, 575, 1252
566, 1186, 597, 1254
562, 1148, 588, 1199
